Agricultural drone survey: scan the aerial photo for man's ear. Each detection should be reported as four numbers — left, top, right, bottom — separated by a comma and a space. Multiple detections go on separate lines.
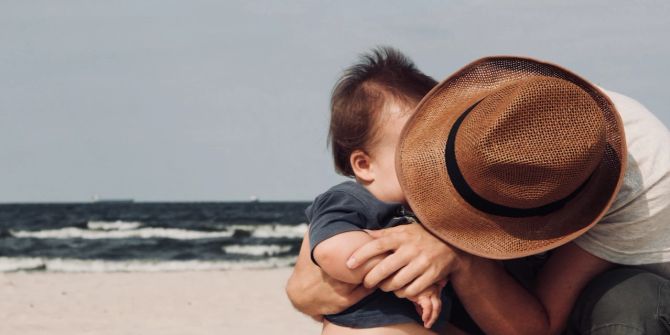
350, 150, 374, 183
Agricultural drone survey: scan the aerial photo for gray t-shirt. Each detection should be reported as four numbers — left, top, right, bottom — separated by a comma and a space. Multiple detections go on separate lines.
305, 181, 412, 265
304, 181, 452, 330
574, 89, 670, 279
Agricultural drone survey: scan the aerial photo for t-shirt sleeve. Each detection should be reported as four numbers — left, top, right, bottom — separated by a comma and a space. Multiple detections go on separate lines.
307, 191, 367, 266
574, 89, 670, 269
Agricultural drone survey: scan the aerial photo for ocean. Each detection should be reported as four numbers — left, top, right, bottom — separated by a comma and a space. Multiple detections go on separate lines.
0, 202, 309, 273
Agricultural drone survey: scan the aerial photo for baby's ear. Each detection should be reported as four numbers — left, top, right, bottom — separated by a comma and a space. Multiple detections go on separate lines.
350, 150, 374, 183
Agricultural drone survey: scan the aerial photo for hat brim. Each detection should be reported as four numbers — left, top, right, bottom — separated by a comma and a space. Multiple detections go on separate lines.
397, 56, 627, 259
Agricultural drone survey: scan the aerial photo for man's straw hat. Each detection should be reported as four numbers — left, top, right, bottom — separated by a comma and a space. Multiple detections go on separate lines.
397, 56, 627, 259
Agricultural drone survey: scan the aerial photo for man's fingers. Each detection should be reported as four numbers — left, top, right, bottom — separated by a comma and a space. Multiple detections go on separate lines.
378, 254, 425, 292
349, 223, 422, 267
365, 229, 386, 238
398, 273, 436, 298
346, 237, 396, 269
364, 252, 411, 289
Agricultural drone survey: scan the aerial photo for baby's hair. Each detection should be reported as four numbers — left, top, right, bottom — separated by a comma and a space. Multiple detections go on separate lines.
329, 46, 437, 177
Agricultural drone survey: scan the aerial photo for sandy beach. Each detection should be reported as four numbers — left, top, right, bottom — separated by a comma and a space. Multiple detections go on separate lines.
0, 268, 320, 335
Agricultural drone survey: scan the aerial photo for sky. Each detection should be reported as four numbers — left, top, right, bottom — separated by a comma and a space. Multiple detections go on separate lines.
1, 0, 668, 202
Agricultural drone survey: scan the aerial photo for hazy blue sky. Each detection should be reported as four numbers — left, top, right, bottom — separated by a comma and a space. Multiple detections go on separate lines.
1, 1, 668, 202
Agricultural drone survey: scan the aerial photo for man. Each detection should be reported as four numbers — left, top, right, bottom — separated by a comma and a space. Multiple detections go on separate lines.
287, 55, 670, 335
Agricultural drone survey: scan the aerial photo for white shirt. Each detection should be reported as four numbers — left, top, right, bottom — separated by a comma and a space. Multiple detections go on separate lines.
574, 89, 670, 279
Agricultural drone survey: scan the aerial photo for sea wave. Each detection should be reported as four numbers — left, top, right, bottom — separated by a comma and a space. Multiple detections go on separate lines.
9, 227, 234, 240
228, 223, 308, 239
9, 223, 308, 240
87, 220, 142, 231
0, 257, 45, 272
0, 257, 296, 273
222, 244, 293, 256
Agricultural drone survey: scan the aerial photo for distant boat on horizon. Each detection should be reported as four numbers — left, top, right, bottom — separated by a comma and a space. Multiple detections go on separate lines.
91, 195, 134, 204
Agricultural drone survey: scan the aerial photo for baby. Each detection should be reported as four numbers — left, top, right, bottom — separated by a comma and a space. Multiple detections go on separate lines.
306, 47, 452, 334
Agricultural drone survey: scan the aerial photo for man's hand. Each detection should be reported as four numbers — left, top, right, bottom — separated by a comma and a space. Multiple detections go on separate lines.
346, 223, 468, 298
285, 232, 374, 318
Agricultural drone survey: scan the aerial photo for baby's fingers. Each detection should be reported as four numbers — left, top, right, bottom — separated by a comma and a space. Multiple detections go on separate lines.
417, 296, 432, 328
426, 295, 441, 329
422, 304, 431, 327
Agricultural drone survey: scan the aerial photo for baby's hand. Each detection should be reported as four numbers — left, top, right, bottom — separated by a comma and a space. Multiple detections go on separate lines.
404, 279, 447, 328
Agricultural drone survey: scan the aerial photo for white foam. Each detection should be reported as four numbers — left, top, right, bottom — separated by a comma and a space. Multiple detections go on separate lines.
9, 223, 308, 240
229, 223, 308, 239
0, 257, 45, 272
0, 257, 296, 273
10, 227, 234, 240
87, 220, 142, 231
222, 244, 292, 256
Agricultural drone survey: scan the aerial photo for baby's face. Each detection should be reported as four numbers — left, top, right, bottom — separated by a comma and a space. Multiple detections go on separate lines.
368, 102, 412, 204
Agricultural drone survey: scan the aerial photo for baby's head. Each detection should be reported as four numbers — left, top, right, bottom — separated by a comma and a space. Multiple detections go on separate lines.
328, 47, 437, 203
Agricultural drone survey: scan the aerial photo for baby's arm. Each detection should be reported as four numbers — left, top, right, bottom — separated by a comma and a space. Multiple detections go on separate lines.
313, 231, 388, 285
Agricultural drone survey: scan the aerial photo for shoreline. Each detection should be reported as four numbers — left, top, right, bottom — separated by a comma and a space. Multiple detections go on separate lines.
0, 268, 320, 334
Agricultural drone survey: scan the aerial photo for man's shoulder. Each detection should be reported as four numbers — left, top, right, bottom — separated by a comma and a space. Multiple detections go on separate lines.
601, 89, 670, 215
602, 89, 669, 140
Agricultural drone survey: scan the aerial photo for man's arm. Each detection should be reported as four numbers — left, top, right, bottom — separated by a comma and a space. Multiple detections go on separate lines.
285, 232, 374, 318
453, 243, 612, 335
347, 224, 614, 335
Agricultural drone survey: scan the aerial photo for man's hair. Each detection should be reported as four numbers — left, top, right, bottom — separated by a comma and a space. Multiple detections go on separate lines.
329, 46, 438, 177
